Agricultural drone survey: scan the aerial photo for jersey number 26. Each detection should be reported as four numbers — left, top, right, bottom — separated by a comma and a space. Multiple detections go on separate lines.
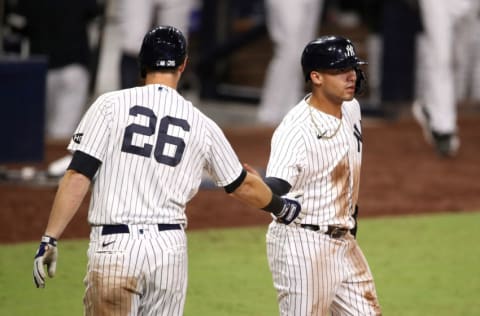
121, 105, 190, 167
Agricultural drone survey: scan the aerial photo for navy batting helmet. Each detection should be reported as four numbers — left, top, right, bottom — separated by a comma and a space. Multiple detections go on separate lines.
301, 35, 367, 93
138, 25, 187, 78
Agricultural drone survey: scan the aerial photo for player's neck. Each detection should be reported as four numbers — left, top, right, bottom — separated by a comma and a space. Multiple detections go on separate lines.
144, 72, 181, 90
307, 93, 342, 118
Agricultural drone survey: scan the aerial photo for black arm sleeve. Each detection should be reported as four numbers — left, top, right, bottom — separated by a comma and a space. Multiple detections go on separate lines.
67, 150, 102, 180
264, 177, 292, 196
223, 169, 247, 193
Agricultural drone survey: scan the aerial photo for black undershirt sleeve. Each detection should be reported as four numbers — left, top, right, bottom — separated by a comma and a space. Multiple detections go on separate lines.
264, 177, 292, 196
224, 169, 247, 193
67, 150, 102, 180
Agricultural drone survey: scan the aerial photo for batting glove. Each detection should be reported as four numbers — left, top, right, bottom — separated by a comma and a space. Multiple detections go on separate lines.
33, 235, 58, 288
275, 191, 304, 225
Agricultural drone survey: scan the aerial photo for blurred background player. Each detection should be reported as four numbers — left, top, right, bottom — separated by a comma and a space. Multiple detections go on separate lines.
413, 0, 479, 157
118, 0, 195, 89
256, 0, 324, 126
6, 0, 102, 141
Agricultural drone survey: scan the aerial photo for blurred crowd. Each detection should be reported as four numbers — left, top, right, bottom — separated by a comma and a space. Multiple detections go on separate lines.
1, 0, 480, 156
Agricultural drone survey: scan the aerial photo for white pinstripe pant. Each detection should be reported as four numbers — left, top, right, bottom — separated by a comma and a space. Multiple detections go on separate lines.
266, 221, 382, 316
84, 225, 187, 316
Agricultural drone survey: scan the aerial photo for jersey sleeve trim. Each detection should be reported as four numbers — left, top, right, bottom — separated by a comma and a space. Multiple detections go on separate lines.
67, 150, 102, 180
223, 169, 247, 193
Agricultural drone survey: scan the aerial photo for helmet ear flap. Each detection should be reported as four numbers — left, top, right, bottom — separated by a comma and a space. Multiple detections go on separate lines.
140, 66, 147, 78
354, 68, 367, 95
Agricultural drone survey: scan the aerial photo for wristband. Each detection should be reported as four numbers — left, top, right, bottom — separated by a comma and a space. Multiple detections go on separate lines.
262, 195, 285, 216
41, 235, 58, 247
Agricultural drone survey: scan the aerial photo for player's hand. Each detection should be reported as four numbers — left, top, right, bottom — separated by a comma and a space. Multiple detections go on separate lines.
275, 191, 304, 225
243, 163, 262, 178
33, 235, 58, 288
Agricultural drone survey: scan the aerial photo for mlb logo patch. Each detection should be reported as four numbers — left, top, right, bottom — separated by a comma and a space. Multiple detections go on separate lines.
73, 133, 84, 144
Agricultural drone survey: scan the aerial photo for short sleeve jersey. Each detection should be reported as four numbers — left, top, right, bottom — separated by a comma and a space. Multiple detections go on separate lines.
68, 84, 243, 226
266, 95, 363, 229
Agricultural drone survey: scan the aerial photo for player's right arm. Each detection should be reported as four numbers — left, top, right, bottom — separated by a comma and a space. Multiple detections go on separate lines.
33, 154, 97, 288
34, 93, 107, 288
43, 169, 91, 239
43, 151, 101, 239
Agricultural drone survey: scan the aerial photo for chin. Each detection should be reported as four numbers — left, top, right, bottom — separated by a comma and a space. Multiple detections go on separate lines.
344, 92, 355, 100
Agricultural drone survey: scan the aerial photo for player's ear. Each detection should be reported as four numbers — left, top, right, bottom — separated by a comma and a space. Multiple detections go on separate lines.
310, 71, 323, 85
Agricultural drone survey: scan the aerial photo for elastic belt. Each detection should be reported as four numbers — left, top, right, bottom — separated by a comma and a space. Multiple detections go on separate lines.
300, 224, 349, 239
101, 224, 182, 235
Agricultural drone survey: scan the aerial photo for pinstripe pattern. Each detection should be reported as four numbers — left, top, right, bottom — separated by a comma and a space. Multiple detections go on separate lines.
84, 226, 187, 316
266, 95, 381, 315
267, 96, 361, 228
68, 84, 242, 226
69, 84, 244, 315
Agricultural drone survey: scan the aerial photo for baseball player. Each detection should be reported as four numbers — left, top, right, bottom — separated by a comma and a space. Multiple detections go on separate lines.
413, 0, 478, 157
261, 36, 382, 315
257, 0, 323, 125
32, 26, 302, 316
118, 0, 195, 88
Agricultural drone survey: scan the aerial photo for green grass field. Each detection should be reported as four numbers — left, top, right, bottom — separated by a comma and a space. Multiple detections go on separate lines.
1, 211, 479, 315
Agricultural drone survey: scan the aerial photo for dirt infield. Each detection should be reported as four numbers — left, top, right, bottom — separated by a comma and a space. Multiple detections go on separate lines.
1, 113, 479, 243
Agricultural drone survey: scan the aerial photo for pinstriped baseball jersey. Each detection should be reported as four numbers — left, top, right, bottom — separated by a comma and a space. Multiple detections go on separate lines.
266, 94, 382, 315
69, 83, 245, 316
266, 95, 362, 229
68, 84, 243, 226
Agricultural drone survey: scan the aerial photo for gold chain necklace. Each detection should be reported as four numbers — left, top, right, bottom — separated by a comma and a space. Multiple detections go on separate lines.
308, 105, 342, 139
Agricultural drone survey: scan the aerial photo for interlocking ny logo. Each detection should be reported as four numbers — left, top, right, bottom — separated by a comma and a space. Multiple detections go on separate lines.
345, 44, 355, 57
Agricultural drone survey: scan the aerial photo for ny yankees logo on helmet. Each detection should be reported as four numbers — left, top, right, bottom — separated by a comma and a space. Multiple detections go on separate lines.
345, 44, 355, 57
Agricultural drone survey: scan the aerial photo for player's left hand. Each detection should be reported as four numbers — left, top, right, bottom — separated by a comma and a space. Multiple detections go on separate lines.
275, 191, 304, 225
33, 235, 58, 288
